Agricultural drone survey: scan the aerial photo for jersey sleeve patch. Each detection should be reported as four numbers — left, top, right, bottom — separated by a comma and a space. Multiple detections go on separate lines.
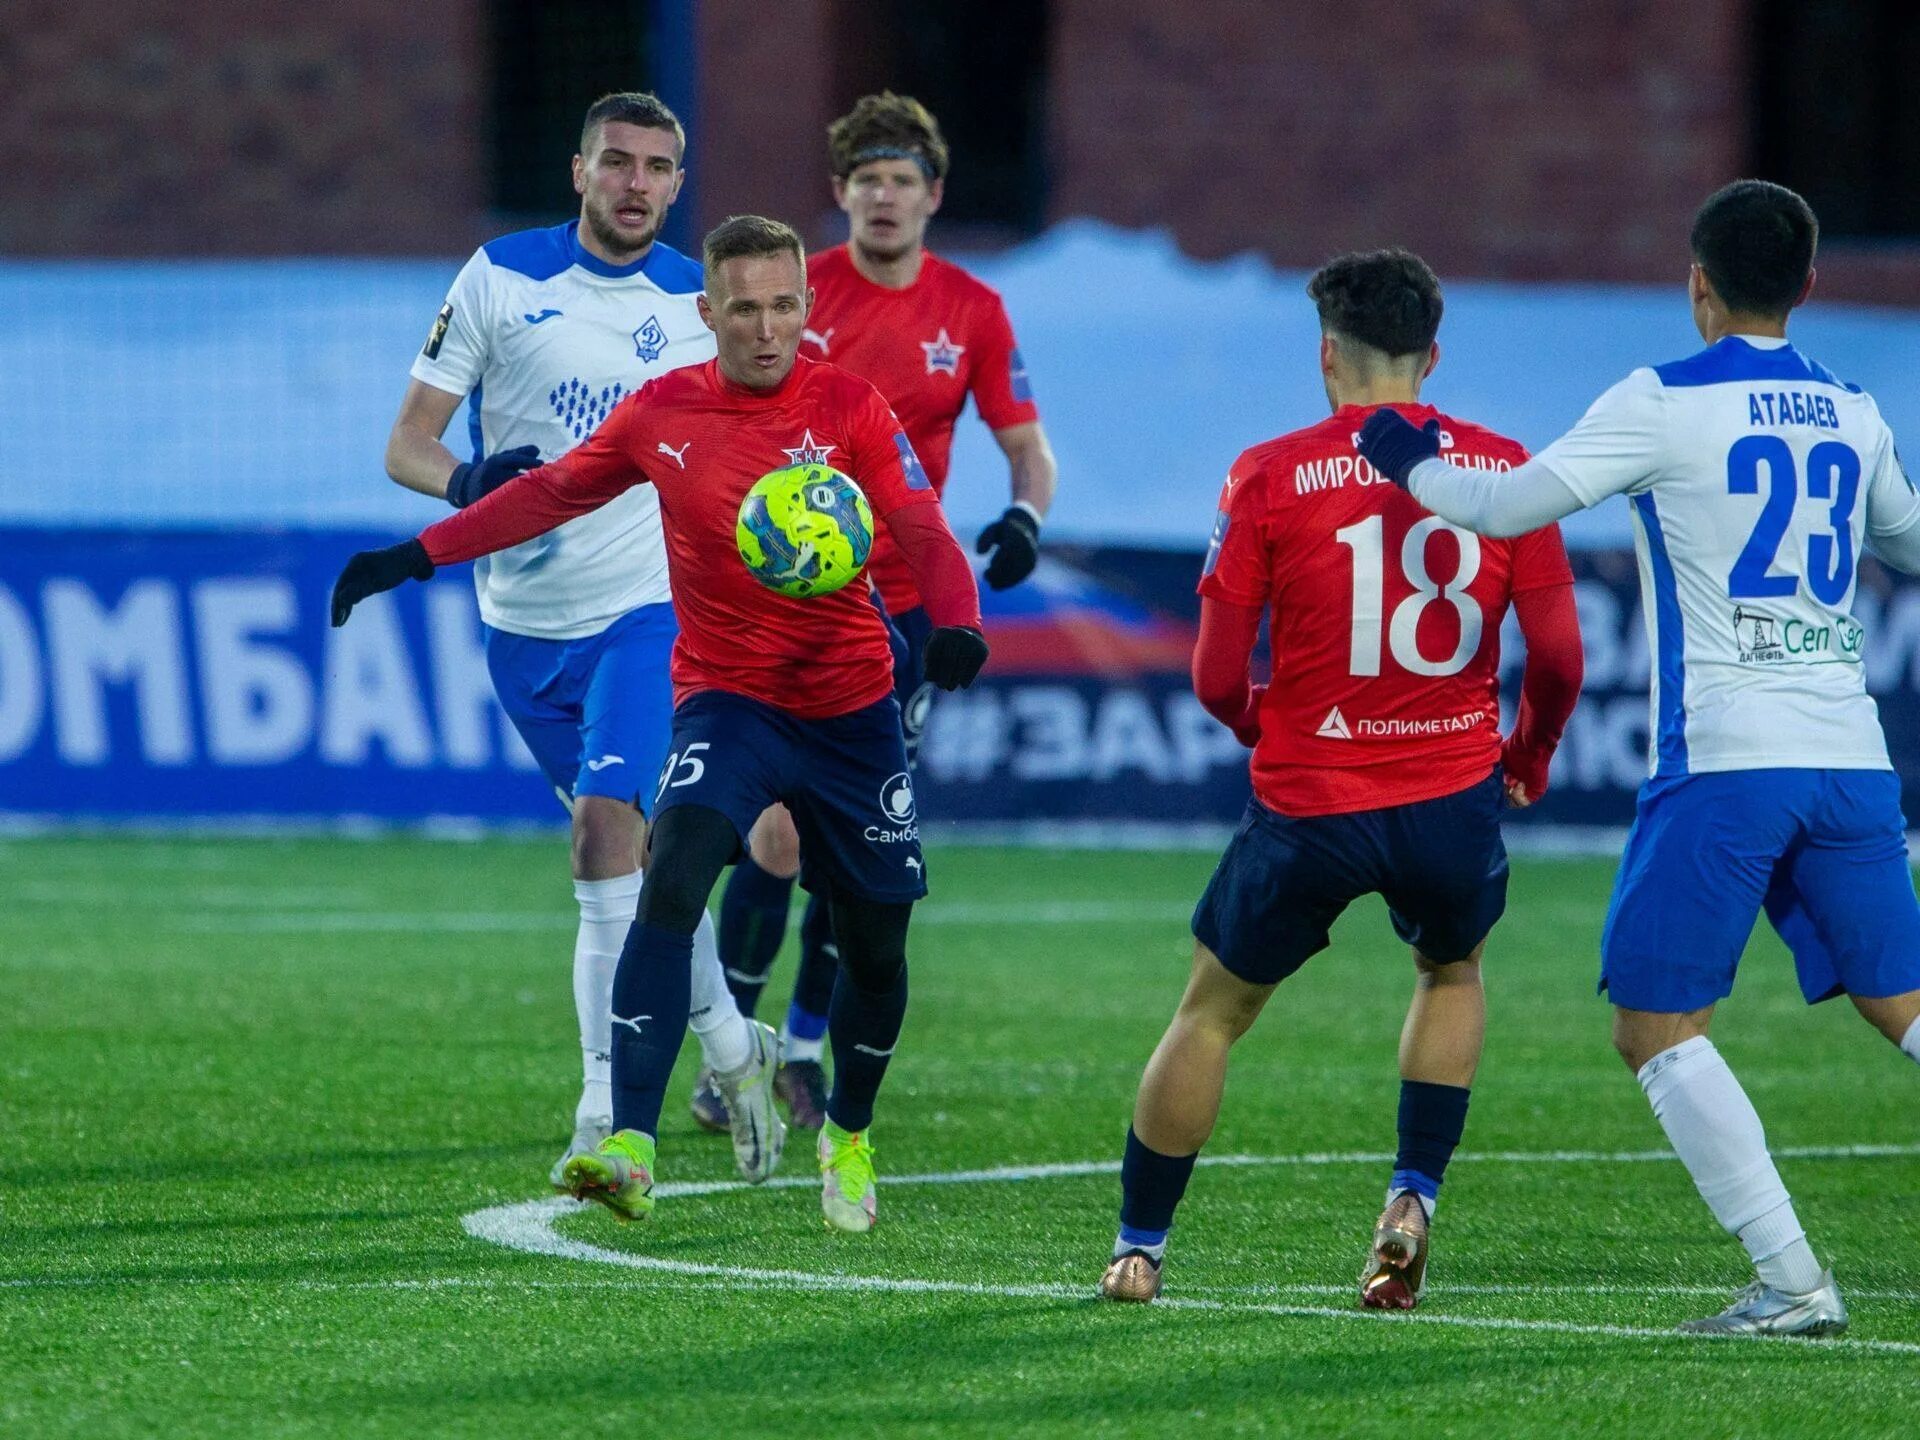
422, 303, 453, 359
1202, 510, 1231, 577
1009, 347, 1034, 404
894, 432, 932, 491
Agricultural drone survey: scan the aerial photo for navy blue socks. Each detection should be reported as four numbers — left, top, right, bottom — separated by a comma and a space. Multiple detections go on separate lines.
716, 856, 794, 1019
1115, 1127, 1198, 1258
608, 921, 693, 1138
1391, 1079, 1471, 1208
825, 962, 908, 1133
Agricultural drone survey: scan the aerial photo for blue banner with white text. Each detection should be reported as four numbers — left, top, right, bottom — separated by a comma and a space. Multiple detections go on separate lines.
9, 529, 1920, 831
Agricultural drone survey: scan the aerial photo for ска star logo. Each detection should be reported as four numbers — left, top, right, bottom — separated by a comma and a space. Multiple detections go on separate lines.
920, 328, 965, 376
783, 428, 839, 465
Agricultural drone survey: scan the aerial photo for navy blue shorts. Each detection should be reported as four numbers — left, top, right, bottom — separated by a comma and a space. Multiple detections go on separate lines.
483, 602, 677, 814
1601, 769, 1920, 1012
1193, 772, 1510, 986
653, 689, 926, 904
886, 604, 935, 764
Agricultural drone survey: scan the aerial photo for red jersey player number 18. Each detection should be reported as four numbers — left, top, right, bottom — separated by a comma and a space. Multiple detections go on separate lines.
1200, 402, 1576, 817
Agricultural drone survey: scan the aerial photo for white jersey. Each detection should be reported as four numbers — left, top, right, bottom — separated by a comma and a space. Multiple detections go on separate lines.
411, 222, 714, 639
1532, 334, 1920, 777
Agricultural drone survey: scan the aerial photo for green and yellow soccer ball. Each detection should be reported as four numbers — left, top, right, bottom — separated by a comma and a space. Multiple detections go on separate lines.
736, 463, 875, 598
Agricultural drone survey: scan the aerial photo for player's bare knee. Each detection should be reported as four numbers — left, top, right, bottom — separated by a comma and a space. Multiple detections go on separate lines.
1612, 1005, 1712, 1073
1180, 944, 1272, 1041
1851, 989, 1920, 1046
748, 804, 802, 878
1413, 945, 1483, 985
571, 795, 641, 880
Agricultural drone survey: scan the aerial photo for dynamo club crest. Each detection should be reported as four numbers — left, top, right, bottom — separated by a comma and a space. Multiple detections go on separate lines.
633, 315, 668, 362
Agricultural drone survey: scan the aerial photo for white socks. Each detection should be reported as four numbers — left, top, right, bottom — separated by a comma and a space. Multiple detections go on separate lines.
572, 874, 639, 1127
1637, 1035, 1824, 1295
689, 909, 755, 1074
574, 875, 757, 1126
1902, 1014, 1920, 1065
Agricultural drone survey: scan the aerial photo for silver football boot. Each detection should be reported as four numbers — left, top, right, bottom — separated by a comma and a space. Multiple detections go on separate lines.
712, 1020, 787, 1183
1677, 1270, 1848, 1337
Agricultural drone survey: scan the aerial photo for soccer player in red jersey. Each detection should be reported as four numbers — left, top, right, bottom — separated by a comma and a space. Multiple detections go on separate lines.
330, 216, 988, 1233
704, 92, 1059, 1133
1096, 251, 1585, 1306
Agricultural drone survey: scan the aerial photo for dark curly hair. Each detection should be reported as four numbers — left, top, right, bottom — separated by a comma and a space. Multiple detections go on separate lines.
827, 92, 951, 180
1306, 249, 1444, 359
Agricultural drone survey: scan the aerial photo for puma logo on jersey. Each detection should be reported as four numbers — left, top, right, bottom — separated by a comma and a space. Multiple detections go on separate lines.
585, 755, 624, 772
657, 441, 690, 468
1316, 707, 1353, 740
802, 327, 835, 355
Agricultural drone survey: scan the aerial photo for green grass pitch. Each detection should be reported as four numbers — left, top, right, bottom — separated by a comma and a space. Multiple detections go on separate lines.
4, 834, 1918, 1437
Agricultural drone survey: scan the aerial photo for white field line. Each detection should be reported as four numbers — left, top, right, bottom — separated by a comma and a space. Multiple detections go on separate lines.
8, 1272, 1920, 1307
162, 899, 1196, 934
461, 1195, 1920, 1357
6, 882, 375, 908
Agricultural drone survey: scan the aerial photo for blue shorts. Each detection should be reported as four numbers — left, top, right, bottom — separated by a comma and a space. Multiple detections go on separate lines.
886, 604, 935, 763
1601, 769, 1920, 1012
483, 602, 677, 814
1193, 772, 1509, 986
652, 689, 926, 904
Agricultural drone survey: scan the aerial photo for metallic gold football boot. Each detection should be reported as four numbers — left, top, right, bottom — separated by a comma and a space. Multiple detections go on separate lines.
1098, 1251, 1164, 1303
1359, 1190, 1429, 1309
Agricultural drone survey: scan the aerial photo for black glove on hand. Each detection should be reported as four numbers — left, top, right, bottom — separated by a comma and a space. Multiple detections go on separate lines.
975, 505, 1041, 590
331, 539, 435, 626
1355, 412, 1442, 488
446, 444, 541, 508
922, 626, 990, 691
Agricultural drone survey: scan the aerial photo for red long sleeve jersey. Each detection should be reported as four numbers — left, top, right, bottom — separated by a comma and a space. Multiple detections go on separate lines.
802, 245, 1040, 613
420, 357, 971, 720
1201, 403, 1575, 816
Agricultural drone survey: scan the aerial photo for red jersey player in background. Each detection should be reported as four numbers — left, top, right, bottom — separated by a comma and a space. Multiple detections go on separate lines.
699, 92, 1060, 1135
1097, 250, 1584, 1307
330, 216, 988, 1235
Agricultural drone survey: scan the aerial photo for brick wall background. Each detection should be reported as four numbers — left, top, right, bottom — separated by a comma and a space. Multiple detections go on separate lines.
0, 1, 484, 256
3, 0, 1913, 302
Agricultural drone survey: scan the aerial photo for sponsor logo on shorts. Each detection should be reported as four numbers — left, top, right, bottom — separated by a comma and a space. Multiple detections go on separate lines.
585, 754, 624, 772
866, 771, 920, 844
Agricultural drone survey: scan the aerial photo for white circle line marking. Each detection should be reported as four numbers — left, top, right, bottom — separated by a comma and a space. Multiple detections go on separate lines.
463, 1147, 1920, 1357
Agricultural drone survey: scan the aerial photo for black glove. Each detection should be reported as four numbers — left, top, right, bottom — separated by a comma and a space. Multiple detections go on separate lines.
975, 505, 1041, 590
1355, 412, 1443, 488
922, 626, 990, 691
446, 444, 541, 508
331, 539, 435, 626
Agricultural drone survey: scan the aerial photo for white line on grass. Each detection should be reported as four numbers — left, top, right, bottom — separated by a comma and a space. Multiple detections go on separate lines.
622, 1143, 1920, 1201
163, 899, 1196, 934
460, 1196, 1920, 1357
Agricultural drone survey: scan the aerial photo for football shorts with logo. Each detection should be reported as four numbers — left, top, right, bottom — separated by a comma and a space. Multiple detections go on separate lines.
1194, 770, 1509, 985
483, 601, 678, 812
652, 689, 927, 904
1601, 768, 1920, 1012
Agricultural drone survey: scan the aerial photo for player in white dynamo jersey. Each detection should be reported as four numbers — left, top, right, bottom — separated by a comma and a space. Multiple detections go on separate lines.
1358, 180, 1920, 1337
382, 92, 783, 1189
